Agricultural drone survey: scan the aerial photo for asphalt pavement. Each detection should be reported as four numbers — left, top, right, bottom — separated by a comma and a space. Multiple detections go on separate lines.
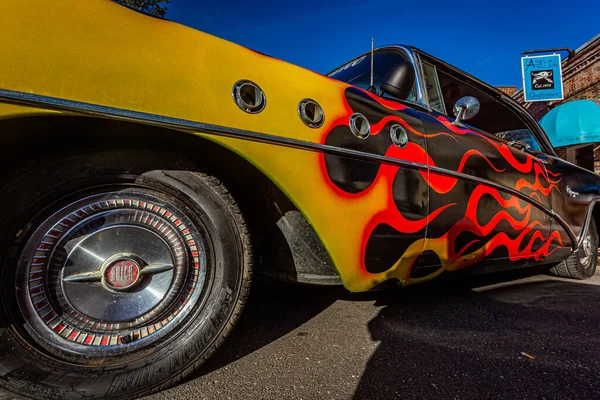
147, 269, 600, 400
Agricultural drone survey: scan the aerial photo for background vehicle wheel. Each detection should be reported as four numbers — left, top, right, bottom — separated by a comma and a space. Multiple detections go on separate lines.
0, 150, 252, 399
549, 219, 597, 280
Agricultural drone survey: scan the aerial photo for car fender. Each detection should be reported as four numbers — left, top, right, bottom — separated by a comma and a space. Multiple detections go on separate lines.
0, 0, 398, 292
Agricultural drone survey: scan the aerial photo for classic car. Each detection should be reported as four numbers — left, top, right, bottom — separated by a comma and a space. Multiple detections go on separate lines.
0, 1, 597, 399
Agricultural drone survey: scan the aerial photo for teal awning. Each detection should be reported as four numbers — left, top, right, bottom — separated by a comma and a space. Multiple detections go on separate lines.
539, 100, 600, 148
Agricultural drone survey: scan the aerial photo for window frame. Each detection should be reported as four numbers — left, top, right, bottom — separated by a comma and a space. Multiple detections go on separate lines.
327, 46, 557, 157
413, 49, 558, 157
420, 61, 447, 114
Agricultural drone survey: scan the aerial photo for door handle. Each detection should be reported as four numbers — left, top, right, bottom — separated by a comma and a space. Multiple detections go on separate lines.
508, 140, 531, 152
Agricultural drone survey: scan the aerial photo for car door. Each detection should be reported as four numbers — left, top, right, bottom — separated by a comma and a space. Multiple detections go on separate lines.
414, 61, 558, 275
538, 152, 598, 251
422, 115, 558, 273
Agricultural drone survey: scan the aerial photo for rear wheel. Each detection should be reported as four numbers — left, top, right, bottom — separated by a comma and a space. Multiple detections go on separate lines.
549, 219, 597, 280
0, 151, 252, 399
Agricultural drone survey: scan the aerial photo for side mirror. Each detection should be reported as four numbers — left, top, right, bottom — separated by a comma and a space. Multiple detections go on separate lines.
452, 96, 480, 126
380, 62, 415, 101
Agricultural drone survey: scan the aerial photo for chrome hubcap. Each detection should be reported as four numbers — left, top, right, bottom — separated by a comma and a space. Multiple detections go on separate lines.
16, 191, 206, 356
579, 234, 593, 268
60, 224, 179, 322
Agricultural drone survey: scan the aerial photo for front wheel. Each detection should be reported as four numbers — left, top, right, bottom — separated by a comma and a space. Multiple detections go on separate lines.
0, 151, 252, 399
549, 219, 597, 280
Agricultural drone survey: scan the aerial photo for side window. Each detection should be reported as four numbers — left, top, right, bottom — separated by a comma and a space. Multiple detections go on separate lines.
429, 64, 548, 154
328, 50, 416, 102
421, 62, 446, 114
494, 129, 543, 152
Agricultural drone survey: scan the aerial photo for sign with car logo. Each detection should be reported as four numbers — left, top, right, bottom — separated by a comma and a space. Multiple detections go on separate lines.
521, 54, 564, 102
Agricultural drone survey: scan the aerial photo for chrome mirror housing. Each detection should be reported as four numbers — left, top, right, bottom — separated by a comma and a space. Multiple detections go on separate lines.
453, 96, 480, 126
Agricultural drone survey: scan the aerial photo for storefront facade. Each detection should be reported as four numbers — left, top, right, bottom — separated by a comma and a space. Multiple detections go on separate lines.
513, 34, 600, 173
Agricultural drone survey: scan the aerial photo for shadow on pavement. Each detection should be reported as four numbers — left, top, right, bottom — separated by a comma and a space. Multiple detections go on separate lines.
182, 268, 600, 399
186, 279, 345, 380
354, 275, 600, 399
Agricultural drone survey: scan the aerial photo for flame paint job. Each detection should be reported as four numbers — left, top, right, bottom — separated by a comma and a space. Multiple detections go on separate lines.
0, 0, 597, 292
321, 88, 573, 286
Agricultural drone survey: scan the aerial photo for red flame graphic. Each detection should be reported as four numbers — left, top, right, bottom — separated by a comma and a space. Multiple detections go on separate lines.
320, 89, 564, 279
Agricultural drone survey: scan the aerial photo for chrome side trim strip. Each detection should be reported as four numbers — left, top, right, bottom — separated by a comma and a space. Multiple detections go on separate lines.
0, 89, 430, 170
0, 89, 576, 249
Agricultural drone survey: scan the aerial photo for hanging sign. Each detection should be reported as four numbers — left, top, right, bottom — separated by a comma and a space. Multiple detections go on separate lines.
521, 54, 564, 102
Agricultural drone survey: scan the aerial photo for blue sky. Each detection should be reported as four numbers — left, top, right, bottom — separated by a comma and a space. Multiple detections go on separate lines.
166, 0, 599, 88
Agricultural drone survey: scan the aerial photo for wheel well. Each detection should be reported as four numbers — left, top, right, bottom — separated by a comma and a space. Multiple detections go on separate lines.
0, 114, 340, 285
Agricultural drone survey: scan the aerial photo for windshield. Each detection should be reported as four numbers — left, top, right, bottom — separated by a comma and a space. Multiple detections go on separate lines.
328, 50, 417, 102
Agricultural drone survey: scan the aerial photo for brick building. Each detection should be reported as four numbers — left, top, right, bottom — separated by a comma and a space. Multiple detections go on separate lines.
513, 33, 600, 172
496, 86, 517, 96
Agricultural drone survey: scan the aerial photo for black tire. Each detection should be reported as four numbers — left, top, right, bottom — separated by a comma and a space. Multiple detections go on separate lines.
0, 150, 252, 399
549, 219, 597, 280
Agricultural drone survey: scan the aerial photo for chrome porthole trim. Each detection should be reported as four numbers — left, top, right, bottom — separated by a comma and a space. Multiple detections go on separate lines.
16, 191, 207, 357
298, 98, 324, 128
232, 79, 266, 114
349, 112, 370, 139
390, 124, 408, 148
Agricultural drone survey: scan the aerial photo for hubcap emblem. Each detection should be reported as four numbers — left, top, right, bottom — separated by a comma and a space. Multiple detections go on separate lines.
103, 259, 140, 291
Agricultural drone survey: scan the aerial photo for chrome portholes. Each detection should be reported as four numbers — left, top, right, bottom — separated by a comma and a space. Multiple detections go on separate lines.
349, 113, 370, 139
16, 191, 207, 356
298, 98, 324, 128
390, 124, 408, 148
232, 80, 266, 114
